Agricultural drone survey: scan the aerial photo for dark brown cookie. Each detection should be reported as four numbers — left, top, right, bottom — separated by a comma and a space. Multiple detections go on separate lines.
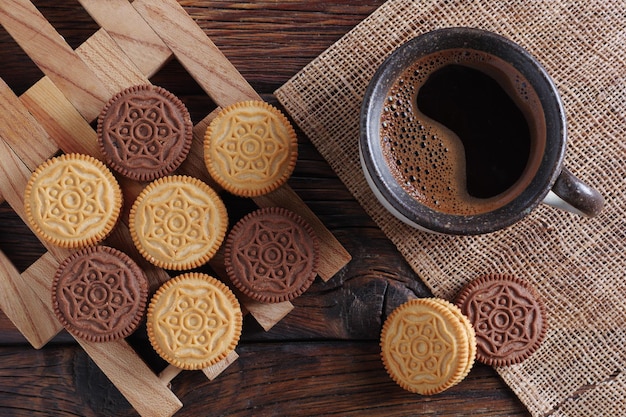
224, 207, 319, 303
52, 245, 149, 342
455, 274, 547, 366
97, 84, 193, 182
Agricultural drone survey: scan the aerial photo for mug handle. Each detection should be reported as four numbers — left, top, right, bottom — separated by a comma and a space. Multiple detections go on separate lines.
542, 167, 604, 217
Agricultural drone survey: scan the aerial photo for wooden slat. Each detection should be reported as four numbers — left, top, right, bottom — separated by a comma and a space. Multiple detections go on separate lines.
105, 223, 172, 294
158, 350, 240, 385
0, 250, 60, 349
0, 139, 67, 348
132, 0, 260, 106
21, 252, 63, 320
75, 28, 148, 96
177, 108, 223, 188
0, 0, 110, 121
78, 0, 172, 78
77, 337, 183, 417
0, 78, 58, 171
20, 77, 102, 158
202, 350, 239, 380
244, 299, 294, 331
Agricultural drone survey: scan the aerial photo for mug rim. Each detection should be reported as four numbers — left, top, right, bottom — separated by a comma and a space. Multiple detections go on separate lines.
359, 27, 567, 234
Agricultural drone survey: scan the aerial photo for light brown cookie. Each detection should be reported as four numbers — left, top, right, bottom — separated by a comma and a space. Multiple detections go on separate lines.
431, 297, 477, 379
204, 100, 298, 197
24, 153, 122, 248
129, 175, 228, 270
380, 298, 474, 395
147, 273, 243, 370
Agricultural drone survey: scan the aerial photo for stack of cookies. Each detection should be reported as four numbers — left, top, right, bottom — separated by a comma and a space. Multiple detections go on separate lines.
380, 298, 476, 395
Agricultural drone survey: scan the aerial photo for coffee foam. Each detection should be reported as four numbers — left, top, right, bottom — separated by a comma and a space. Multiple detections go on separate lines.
380, 49, 545, 215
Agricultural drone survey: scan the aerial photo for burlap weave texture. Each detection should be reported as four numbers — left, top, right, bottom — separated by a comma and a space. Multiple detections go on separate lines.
275, 1, 626, 416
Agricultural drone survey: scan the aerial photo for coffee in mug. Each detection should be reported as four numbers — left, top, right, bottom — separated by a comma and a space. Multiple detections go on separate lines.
360, 27, 604, 234
380, 48, 545, 216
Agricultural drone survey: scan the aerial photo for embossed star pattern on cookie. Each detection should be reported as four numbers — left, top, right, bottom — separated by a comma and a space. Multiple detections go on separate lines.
217, 112, 288, 177
224, 207, 319, 303
130, 175, 228, 270
97, 85, 193, 181
204, 101, 298, 196
158, 286, 232, 358
52, 246, 148, 342
471, 283, 537, 356
390, 312, 456, 382
24, 154, 122, 248
147, 273, 243, 370
63, 258, 137, 329
456, 274, 547, 366
40, 163, 109, 235
109, 99, 182, 162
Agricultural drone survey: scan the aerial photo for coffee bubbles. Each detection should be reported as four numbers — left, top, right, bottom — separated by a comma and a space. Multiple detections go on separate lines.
380, 49, 545, 216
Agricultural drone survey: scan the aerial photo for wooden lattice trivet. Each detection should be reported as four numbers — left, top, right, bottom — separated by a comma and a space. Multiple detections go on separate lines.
0, 1, 351, 415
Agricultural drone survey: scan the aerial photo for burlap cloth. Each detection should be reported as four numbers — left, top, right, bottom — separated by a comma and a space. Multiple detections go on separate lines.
275, 1, 626, 416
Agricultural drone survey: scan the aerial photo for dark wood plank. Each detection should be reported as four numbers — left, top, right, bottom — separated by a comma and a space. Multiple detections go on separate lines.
0, 342, 528, 417
0, 1, 530, 416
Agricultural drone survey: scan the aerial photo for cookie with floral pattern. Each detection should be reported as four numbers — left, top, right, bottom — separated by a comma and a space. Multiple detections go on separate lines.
52, 246, 148, 342
203, 100, 298, 197
97, 84, 192, 182
24, 153, 122, 249
224, 207, 319, 303
380, 298, 476, 395
455, 274, 547, 366
147, 273, 242, 370
129, 175, 228, 270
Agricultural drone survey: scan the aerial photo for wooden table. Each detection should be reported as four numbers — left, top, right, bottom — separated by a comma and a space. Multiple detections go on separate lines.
0, 1, 530, 416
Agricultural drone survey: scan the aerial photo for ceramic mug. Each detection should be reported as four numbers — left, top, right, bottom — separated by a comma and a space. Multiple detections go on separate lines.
359, 27, 604, 234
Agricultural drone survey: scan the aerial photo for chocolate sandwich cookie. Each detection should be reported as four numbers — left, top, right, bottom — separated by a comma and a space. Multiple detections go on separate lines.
52, 246, 148, 342
455, 274, 547, 366
204, 100, 298, 197
224, 207, 319, 303
147, 273, 243, 370
97, 84, 193, 182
